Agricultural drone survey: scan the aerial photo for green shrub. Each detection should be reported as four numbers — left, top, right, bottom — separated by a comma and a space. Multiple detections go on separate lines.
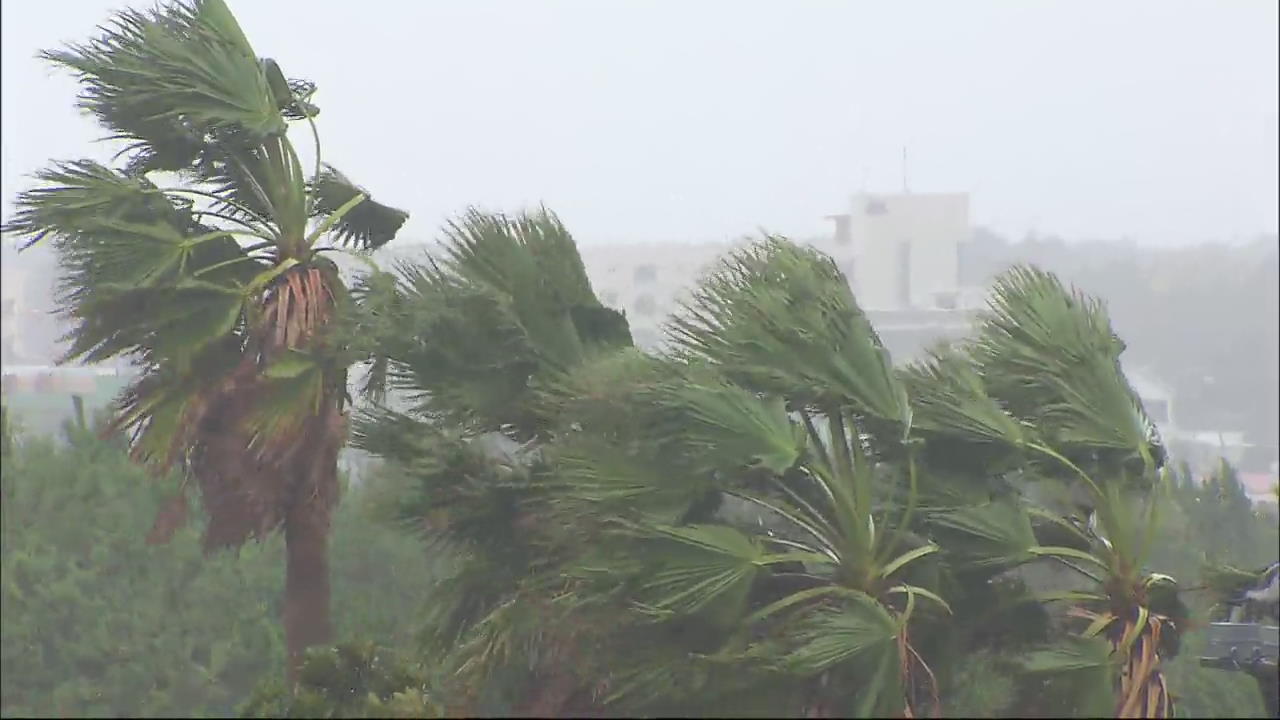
238, 641, 440, 718
0, 417, 432, 718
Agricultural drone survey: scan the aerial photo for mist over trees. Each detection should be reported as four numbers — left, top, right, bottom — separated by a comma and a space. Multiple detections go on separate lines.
1, 0, 1276, 717
10, 229, 1276, 452
960, 229, 1279, 454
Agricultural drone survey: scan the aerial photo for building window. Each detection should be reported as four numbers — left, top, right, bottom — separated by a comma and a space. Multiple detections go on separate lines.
634, 264, 658, 284
865, 199, 888, 216
634, 293, 658, 316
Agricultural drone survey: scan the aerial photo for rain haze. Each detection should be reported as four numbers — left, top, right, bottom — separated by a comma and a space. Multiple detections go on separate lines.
3, 0, 1278, 246
2, 2, 1280, 718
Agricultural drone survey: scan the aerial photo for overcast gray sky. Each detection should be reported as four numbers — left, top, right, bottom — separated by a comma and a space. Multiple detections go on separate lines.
3, 0, 1277, 247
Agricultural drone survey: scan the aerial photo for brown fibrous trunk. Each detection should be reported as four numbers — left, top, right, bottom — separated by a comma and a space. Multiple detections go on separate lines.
1114, 612, 1174, 718
144, 265, 347, 685
284, 474, 334, 682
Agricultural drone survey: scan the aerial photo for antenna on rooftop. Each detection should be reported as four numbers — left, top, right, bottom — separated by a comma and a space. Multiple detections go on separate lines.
901, 146, 910, 194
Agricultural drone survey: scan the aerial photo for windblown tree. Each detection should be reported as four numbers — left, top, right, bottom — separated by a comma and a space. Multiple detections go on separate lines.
347, 207, 633, 715
353, 223, 1192, 716
543, 258, 1191, 718
943, 267, 1184, 718
2, 0, 409, 678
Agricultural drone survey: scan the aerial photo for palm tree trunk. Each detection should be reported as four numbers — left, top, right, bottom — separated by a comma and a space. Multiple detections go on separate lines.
281, 415, 342, 682
280, 402, 345, 684
283, 496, 332, 684
1114, 614, 1173, 718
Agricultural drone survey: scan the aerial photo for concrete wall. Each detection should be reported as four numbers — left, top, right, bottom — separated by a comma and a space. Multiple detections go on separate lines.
577, 241, 737, 350
835, 192, 967, 310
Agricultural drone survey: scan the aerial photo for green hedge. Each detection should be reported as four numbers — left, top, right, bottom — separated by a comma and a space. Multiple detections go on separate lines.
0, 416, 433, 718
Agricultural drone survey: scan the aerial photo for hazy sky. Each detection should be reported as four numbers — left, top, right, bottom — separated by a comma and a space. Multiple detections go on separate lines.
3, 0, 1277, 248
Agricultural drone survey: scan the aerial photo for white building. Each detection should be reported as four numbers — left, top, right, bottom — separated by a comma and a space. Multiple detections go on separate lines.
1, 265, 26, 364
368, 193, 979, 356
825, 192, 968, 311
577, 241, 736, 350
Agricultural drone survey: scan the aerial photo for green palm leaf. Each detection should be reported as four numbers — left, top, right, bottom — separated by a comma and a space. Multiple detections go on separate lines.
643, 371, 807, 476
550, 436, 707, 523
973, 266, 1160, 466
354, 209, 629, 437
440, 208, 601, 368
631, 524, 768, 620
43, 0, 284, 155
752, 595, 904, 717
902, 343, 1025, 451
927, 497, 1038, 571
308, 165, 408, 251
667, 237, 910, 433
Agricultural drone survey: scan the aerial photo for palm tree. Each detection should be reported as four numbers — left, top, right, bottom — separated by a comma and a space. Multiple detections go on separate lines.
363, 235, 979, 716
352, 218, 1187, 716
533, 238, 1022, 717
347, 207, 632, 715
923, 267, 1184, 717
2, 0, 408, 679
534, 248, 1186, 716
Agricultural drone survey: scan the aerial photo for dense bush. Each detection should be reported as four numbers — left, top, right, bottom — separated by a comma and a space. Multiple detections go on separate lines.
1155, 462, 1279, 719
0, 413, 433, 718
3, 408, 1274, 718
238, 641, 440, 718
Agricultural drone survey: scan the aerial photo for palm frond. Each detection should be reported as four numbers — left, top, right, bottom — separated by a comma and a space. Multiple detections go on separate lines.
309, 164, 408, 251
667, 237, 910, 435
42, 0, 284, 161
2, 160, 190, 247
926, 498, 1039, 572
643, 370, 807, 476
629, 524, 768, 622
352, 407, 538, 553
242, 351, 329, 455
1020, 633, 1115, 673
439, 207, 623, 369
972, 266, 1161, 467
353, 210, 631, 436
902, 343, 1026, 472
1016, 636, 1117, 717
752, 595, 901, 711
531, 347, 670, 438
2, 161, 261, 369
380, 262, 543, 435
111, 338, 243, 470
548, 435, 707, 523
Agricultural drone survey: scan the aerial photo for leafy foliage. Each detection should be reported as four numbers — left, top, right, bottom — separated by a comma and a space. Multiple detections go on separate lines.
0, 415, 433, 718
349, 223, 1196, 717
238, 642, 439, 719
344, 222, 1280, 718
1, 0, 412, 674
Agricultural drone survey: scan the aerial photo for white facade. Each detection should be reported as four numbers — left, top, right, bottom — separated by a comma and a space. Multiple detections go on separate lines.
367, 193, 975, 354
577, 241, 737, 350
826, 192, 967, 311
1126, 367, 1176, 433
1, 267, 25, 364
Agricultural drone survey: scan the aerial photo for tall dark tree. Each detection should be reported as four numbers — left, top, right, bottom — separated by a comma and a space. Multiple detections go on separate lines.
2, 0, 409, 679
